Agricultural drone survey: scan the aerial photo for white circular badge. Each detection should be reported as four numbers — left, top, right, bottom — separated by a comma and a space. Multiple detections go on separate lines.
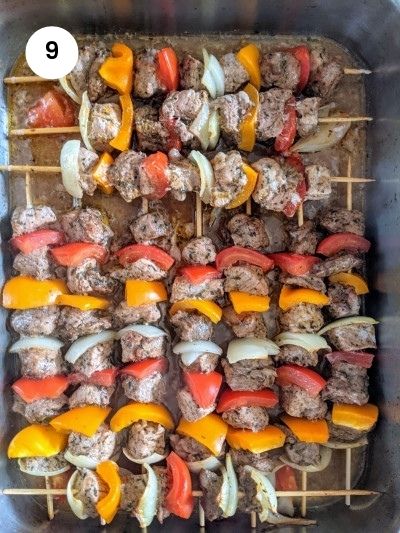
25, 26, 79, 80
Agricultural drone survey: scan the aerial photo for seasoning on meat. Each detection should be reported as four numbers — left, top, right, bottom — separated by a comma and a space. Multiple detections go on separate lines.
72, 340, 114, 377
125, 420, 166, 459
170, 310, 214, 341
230, 448, 279, 473
135, 105, 169, 152
305, 164, 332, 200
121, 372, 165, 403
180, 54, 203, 91
110, 258, 167, 283
120, 330, 166, 363
312, 253, 363, 278
221, 358, 276, 391
214, 91, 252, 144
256, 88, 292, 141
10, 306, 60, 336
285, 435, 321, 466
237, 467, 262, 513
153, 466, 171, 523
296, 97, 321, 137
318, 207, 365, 236
18, 453, 69, 476
181, 237, 216, 265
13, 247, 54, 280
309, 46, 344, 98
60, 207, 114, 247
179, 352, 219, 373
210, 150, 247, 207
325, 323, 377, 351
280, 384, 328, 419
223, 305, 268, 338
11, 205, 57, 236
68, 383, 115, 408
167, 149, 201, 201
223, 264, 269, 296
227, 214, 269, 250
261, 51, 300, 90
327, 418, 367, 443
279, 303, 324, 333
130, 210, 173, 243
199, 470, 223, 521
13, 395, 67, 423
134, 49, 163, 98
220, 52, 249, 93
18, 347, 65, 378
280, 273, 326, 293
78, 147, 99, 195
327, 282, 360, 318
88, 102, 122, 152
112, 301, 161, 328
70, 468, 107, 517
322, 361, 369, 405
169, 434, 211, 462
222, 406, 270, 431
68, 44, 97, 98
88, 47, 110, 102
57, 307, 112, 342
274, 344, 318, 367
67, 423, 119, 463
108, 150, 146, 202
286, 219, 319, 255
171, 276, 224, 302
177, 388, 215, 421
67, 258, 117, 296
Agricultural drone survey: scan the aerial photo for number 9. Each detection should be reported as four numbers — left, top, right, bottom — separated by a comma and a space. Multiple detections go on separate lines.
46, 41, 58, 59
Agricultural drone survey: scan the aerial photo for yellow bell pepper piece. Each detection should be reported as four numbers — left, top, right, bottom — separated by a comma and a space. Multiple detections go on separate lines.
56, 294, 110, 311
96, 461, 121, 524
328, 272, 369, 295
110, 402, 174, 432
229, 291, 270, 314
236, 44, 261, 90
110, 94, 134, 152
332, 403, 378, 431
169, 299, 222, 324
8, 424, 68, 458
281, 414, 329, 444
125, 279, 167, 307
238, 83, 259, 152
50, 406, 111, 437
279, 285, 330, 312
99, 43, 134, 95
2, 276, 68, 309
227, 425, 286, 454
227, 164, 258, 209
177, 414, 228, 456
92, 152, 114, 195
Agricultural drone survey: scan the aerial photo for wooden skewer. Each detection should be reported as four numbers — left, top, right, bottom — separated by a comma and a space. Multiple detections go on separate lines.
318, 116, 372, 124
250, 511, 257, 529
346, 156, 353, 211
198, 500, 206, 528
25, 171, 32, 208
301, 471, 307, 517
142, 197, 149, 214
343, 68, 372, 75
44, 477, 54, 521
195, 193, 203, 238
245, 197, 252, 216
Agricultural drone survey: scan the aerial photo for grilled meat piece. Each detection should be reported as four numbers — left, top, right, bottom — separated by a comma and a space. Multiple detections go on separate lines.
77, 147, 99, 195
252, 157, 297, 212
227, 214, 269, 250
177, 388, 215, 421
18, 348, 64, 378
222, 406, 270, 431
13, 394, 67, 423
125, 420, 166, 460
309, 47, 343, 98
153, 466, 171, 523
325, 322, 377, 351
13, 247, 54, 280
169, 434, 211, 462
72, 340, 114, 377
110, 258, 166, 283
223, 305, 268, 338
285, 438, 321, 466
210, 150, 247, 207
134, 49, 163, 98
180, 54, 203, 90
296, 97, 321, 137
181, 236, 216, 265
167, 149, 200, 201
67, 258, 117, 296
279, 272, 326, 293
223, 264, 269, 295
108, 150, 146, 202
256, 88, 292, 141
160, 89, 206, 145
221, 358, 276, 391
318, 207, 365, 236
58, 307, 112, 342
67, 424, 119, 463
274, 344, 319, 367
135, 105, 169, 152
170, 310, 213, 341
214, 90, 252, 144
179, 352, 219, 373
328, 283, 360, 318
130, 210, 173, 243
237, 467, 262, 513
112, 301, 161, 328
286, 219, 319, 255
88, 47, 110, 102
312, 253, 363, 278
68, 384, 115, 408
10, 306, 60, 336
230, 448, 279, 473
327, 419, 368, 442
121, 372, 165, 403
280, 385, 328, 419
71, 468, 107, 517
68, 44, 97, 98
322, 361, 369, 405
119, 330, 166, 363
88, 102, 121, 152
19, 453, 69, 476
279, 303, 324, 333
220, 52, 249, 93
171, 276, 224, 302
199, 470, 224, 521
261, 51, 300, 90
60, 208, 113, 247
11, 205, 57, 236
305, 164, 332, 200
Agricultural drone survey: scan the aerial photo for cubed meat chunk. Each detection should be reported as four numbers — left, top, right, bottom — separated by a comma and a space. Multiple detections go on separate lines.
72, 341, 114, 377
261, 51, 300, 90
230, 449, 279, 473
68, 383, 114, 407
170, 310, 213, 341
67, 423, 119, 463
328, 283, 360, 318
238, 467, 262, 513
71, 468, 107, 518
223, 306, 268, 338
305, 164, 332, 200
214, 91, 252, 144
135, 105, 169, 152
296, 97, 321, 137
322, 361, 369, 405
88, 47, 110, 102
199, 470, 223, 522
285, 438, 321, 466
68, 44, 97, 98
125, 420, 166, 460
77, 147, 98, 195
327, 419, 368, 443
109, 258, 166, 283
13, 247, 54, 280
252, 157, 293, 211
181, 237, 216, 265
160, 89, 206, 145
119, 330, 166, 363
220, 52, 249, 93
13, 395, 67, 423
210, 150, 247, 207
227, 214, 269, 250
274, 344, 318, 367
223, 264, 269, 295
11, 205, 57, 236
179, 352, 219, 373
121, 373, 165, 403
18, 348, 64, 378
134, 49, 163, 98
10, 306, 60, 336
167, 150, 200, 201
177, 388, 215, 421
67, 258, 117, 296
286, 219, 319, 255
153, 466, 171, 523
280, 384, 327, 419
256, 88, 292, 141
312, 253, 363, 278
309, 48, 343, 98
318, 207, 365, 236
222, 406, 270, 431
130, 210, 172, 243
60, 208, 113, 247
112, 301, 161, 328
279, 272, 326, 293
19, 453, 69, 477
169, 434, 211, 462
171, 276, 224, 302
57, 307, 112, 342
325, 323, 376, 351
221, 358, 276, 391
88, 102, 121, 152
180, 54, 203, 91
108, 150, 146, 202
279, 303, 324, 333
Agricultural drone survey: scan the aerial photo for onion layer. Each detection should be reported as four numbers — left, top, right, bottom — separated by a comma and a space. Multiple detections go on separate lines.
116, 324, 166, 340
189, 150, 214, 204
18, 458, 70, 477
323, 437, 368, 449
222, 453, 238, 518
60, 140, 83, 198
122, 448, 167, 465
274, 332, 330, 352
280, 446, 332, 473
64, 449, 99, 469
65, 331, 116, 364
319, 316, 378, 335
187, 455, 222, 473
245, 466, 278, 522
59, 76, 82, 104
227, 337, 279, 364
173, 340, 222, 356
9, 336, 64, 353
67, 470, 89, 520
208, 109, 220, 149
79, 91, 95, 151
201, 49, 225, 98
189, 99, 210, 151
135, 463, 158, 528
291, 115, 351, 153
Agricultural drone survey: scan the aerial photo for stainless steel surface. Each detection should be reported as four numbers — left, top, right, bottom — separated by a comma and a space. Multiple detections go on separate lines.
0, 1, 399, 531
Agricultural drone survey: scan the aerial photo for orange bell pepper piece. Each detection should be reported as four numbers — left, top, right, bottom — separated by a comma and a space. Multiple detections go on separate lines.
279, 285, 330, 312
92, 152, 114, 194
238, 83, 259, 152
227, 425, 286, 454
8, 424, 68, 458
110, 402, 174, 432
229, 291, 270, 314
177, 414, 228, 456
236, 44, 261, 90
110, 93, 134, 152
332, 403, 378, 431
96, 461, 121, 524
125, 279, 167, 307
50, 405, 111, 437
56, 294, 110, 311
281, 414, 329, 444
169, 299, 222, 324
99, 43, 134, 95
227, 164, 258, 209
2, 276, 68, 309
328, 272, 369, 295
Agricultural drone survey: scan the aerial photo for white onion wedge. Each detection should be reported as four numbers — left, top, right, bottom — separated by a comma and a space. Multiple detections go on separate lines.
319, 316, 378, 335
179, 351, 203, 366
190, 99, 210, 151
227, 337, 279, 363
245, 466, 278, 522
79, 91, 95, 151
187, 455, 222, 473
266, 511, 316, 526
59, 76, 82, 104
291, 118, 350, 153
9, 336, 63, 353
189, 150, 214, 204
280, 446, 332, 473
201, 49, 225, 98
274, 332, 330, 352
122, 448, 167, 465
323, 437, 368, 449
208, 109, 220, 149
67, 470, 89, 520
135, 463, 158, 528
116, 324, 166, 340
18, 458, 70, 477
223, 453, 238, 518
60, 140, 83, 198
65, 331, 115, 364
173, 340, 222, 356
218, 465, 230, 517
64, 450, 99, 469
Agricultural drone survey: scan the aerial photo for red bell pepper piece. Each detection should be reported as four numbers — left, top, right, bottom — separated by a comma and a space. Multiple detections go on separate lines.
268, 253, 320, 276
165, 451, 194, 519
216, 389, 278, 413
275, 465, 298, 491
179, 265, 221, 285
274, 97, 297, 152
116, 244, 175, 271
283, 177, 307, 218
157, 47, 179, 91
51, 242, 108, 267
317, 233, 371, 257
276, 364, 327, 397
27, 90, 75, 128
12, 375, 69, 403
216, 246, 274, 272
11, 229, 65, 255
140, 151, 170, 200
120, 358, 168, 379
184, 371, 223, 408
289, 45, 311, 92
68, 368, 118, 387
326, 351, 374, 369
